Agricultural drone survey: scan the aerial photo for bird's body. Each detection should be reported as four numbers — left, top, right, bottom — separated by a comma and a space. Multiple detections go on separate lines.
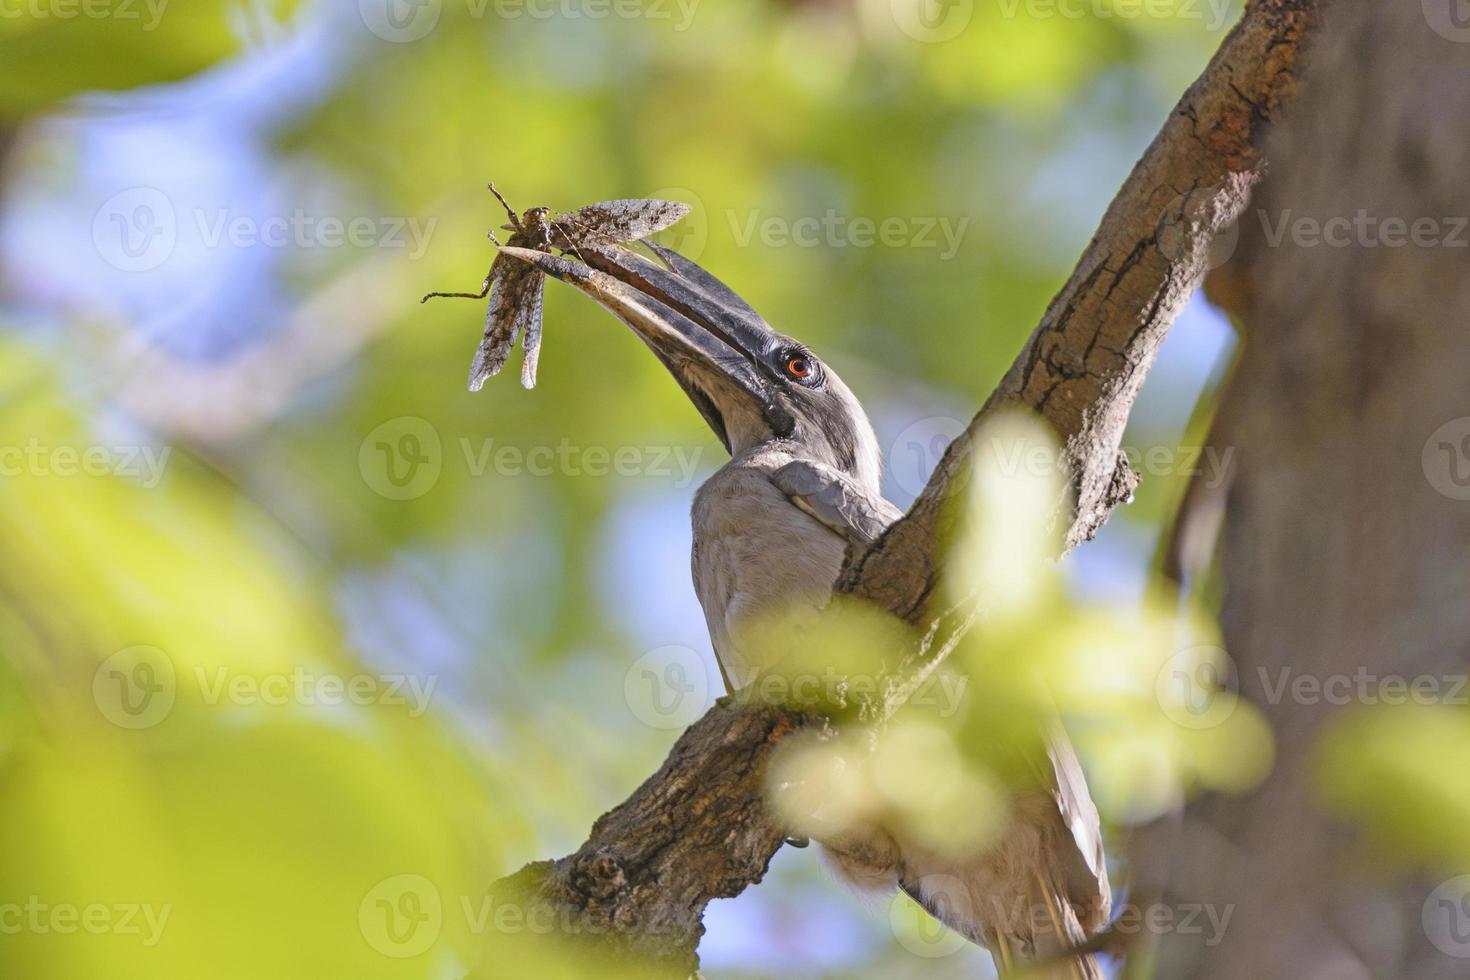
501, 235, 1109, 978
691, 448, 848, 689
689, 425, 1109, 980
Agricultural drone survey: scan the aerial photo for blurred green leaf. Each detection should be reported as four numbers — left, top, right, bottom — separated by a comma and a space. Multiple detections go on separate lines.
1317, 704, 1470, 871
0, 0, 300, 117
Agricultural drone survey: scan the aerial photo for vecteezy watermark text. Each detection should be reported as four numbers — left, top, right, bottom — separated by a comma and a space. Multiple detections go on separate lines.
727, 210, 971, 260
984, 435, 1234, 487
93, 646, 438, 729
193, 666, 437, 717
995, 0, 1233, 31
1258, 209, 1469, 249
893, 874, 1233, 958
359, 417, 707, 500
358, 0, 701, 43
0, 0, 169, 30
0, 898, 171, 946
359, 874, 678, 958
92, 188, 439, 273
0, 439, 171, 488
460, 438, 703, 485
621, 643, 969, 730
887, 414, 1238, 501
194, 209, 437, 259
1258, 666, 1468, 707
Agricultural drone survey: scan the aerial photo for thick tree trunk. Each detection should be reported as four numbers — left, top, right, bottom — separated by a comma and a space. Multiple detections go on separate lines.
1164, 4, 1470, 977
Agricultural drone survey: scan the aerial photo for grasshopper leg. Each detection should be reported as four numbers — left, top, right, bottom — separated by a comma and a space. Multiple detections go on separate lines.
421, 231, 508, 304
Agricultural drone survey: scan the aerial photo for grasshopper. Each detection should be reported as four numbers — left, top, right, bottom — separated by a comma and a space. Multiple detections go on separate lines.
423, 184, 689, 390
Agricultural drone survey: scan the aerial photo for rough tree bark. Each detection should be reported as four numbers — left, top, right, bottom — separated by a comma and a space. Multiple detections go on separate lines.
841, 0, 1312, 619
1158, 4, 1470, 978
478, 2, 1323, 975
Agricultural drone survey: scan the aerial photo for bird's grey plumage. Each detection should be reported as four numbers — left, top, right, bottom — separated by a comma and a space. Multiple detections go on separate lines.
770, 459, 903, 546
500, 238, 1110, 979
691, 448, 865, 689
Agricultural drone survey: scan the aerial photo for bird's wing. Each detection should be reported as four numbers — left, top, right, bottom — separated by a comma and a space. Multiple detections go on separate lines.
770, 460, 903, 546
1039, 727, 1112, 932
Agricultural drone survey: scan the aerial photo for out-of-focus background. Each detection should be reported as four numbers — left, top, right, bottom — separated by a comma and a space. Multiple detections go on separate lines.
0, 2, 1255, 977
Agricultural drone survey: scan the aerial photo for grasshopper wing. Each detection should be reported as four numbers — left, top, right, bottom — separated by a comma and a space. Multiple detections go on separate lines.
469, 252, 545, 391
548, 199, 690, 250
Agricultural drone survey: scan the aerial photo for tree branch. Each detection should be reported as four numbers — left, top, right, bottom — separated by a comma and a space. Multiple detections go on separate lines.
481, 703, 802, 977
478, 2, 1324, 974
839, 0, 1319, 620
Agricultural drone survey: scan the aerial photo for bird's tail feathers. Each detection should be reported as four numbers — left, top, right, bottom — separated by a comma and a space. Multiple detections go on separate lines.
998, 871, 1103, 980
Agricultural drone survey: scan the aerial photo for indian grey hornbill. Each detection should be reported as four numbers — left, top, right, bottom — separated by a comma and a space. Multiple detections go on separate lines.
498, 240, 1111, 978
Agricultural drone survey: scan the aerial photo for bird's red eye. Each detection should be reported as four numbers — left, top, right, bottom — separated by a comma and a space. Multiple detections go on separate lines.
785, 355, 813, 379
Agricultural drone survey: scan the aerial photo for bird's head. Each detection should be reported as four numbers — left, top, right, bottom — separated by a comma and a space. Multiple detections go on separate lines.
501, 242, 882, 492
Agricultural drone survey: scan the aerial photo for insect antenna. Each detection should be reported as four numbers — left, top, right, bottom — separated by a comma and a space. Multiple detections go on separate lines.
487, 182, 523, 234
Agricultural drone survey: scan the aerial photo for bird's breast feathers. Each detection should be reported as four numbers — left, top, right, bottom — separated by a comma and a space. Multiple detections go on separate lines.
691, 454, 850, 689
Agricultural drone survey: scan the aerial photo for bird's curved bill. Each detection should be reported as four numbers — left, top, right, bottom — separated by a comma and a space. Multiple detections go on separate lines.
496, 243, 793, 451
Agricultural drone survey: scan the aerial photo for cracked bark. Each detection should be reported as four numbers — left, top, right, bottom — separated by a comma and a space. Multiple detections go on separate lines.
475, 2, 1323, 976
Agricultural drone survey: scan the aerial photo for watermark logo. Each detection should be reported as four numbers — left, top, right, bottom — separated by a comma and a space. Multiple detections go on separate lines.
891, 0, 974, 42
1256, 666, 1467, 707
360, 874, 443, 957
1155, 644, 1238, 729
726, 210, 971, 260
360, 0, 441, 41
890, 874, 972, 957
740, 666, 966, 717
92, 649, 436, 726
889, 415, 968, 500
93, 646, 176, 730
1423, 417, 1470, 500
623, 645, 716, 729
360, 881, 679, 947
361, 421, 705, 499
1423, 0, 1470, 43
887, 418, 1235, 503
460, 437, 703, 486
645, 186, 708, 262
1257, 209, 1469, 250
1424, 875, 1470, 957
360, 0, 699, 39
1162, 204, 1470, 272
192, 209, 437, 259
360, 417, 444, 500
193, 667, 437, 716
92, 189, 438, 270
1157, 189, 1240, 271
490, 0, 701, 28
93, 187, 177, 273
890, 880, 1235, 958
995, 0, 1233, 32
